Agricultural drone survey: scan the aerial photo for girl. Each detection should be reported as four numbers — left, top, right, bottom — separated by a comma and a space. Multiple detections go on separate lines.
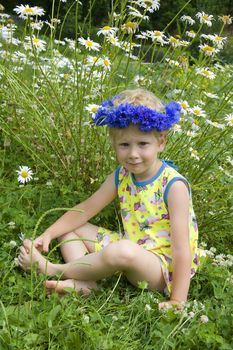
17, 89, 199, 309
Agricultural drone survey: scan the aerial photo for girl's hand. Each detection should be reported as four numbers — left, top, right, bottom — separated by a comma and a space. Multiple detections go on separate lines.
159, 299, 184, 310
33, 233, 52, 253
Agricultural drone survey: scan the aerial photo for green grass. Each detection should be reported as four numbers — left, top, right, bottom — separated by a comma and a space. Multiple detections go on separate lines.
0, 1, 233, 349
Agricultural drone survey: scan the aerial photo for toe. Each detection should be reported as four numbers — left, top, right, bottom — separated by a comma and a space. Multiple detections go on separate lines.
23, 239, 33, 251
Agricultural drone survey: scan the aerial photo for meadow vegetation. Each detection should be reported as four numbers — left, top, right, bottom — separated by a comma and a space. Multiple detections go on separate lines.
0, 1, 232, 349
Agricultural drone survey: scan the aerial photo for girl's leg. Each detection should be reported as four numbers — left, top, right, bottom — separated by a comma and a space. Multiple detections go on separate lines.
19, 239, 165, 292
58, 222, 98, 261
18, 223, 99, 294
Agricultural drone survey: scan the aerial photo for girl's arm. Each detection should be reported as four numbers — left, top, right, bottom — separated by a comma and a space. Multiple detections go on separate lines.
34, 172, 117, 252
161, 180, 192, 307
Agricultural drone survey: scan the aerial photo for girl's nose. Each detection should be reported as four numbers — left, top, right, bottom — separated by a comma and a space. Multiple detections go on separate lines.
128, 146, 139, 159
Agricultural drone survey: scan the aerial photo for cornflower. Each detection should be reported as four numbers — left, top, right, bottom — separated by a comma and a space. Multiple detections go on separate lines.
180, 15, 195, 25
14, 5, 44, 19
97, 26, 118, 36
78, 37, 101, 51
199, 44, 219, 56
16, 166, 33, 184
196, 67, 216, 79
218, 15, 232, 25
196, 12, 214, 26
121, 21, 138, 33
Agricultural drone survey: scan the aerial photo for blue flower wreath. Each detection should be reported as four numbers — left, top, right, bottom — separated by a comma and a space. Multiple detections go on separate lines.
93, 98, 181, 132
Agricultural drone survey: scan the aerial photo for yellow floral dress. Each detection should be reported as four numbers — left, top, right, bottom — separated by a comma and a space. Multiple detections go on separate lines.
95, 161, 199, 294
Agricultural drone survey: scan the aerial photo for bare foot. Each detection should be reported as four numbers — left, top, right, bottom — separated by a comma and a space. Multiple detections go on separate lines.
45, 279, 97, 296
17, 239, 59, 276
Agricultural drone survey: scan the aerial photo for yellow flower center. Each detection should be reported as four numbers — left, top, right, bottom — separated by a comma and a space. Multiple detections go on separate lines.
153, 31, 162, 37
25, 8, 34, 14
193, 149, 198, 156
21, 171, 29, 178
86, 40, 93, 47
170, 37, 178, 44
91, 106, 98, 113
202, 15, 209, 21
193, 110, 201, 116
103, 26, 111, 31
125, 22, 137, 29
203, 46, 214, 53
203, 70, 210, 76
181, 103, 188, 109
32, 38, 39, 44
103, 59, 110, 66
229, 118, 233, 124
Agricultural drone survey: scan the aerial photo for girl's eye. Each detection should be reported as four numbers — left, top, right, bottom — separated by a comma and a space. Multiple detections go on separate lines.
119, 143, 129, 147
139, 142, 148, 146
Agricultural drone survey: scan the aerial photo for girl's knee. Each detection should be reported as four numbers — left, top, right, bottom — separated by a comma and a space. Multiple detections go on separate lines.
102, 240, 139, 268
57, 231, 77, 242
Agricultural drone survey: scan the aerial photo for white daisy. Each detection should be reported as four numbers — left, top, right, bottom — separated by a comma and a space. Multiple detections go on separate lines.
199, 44, 219, 56
203, 92, 219, 99
186, 30, 196, 38
85, 104, 100, 115
180, 15, 195, 25
225, 114, 233, 126
147, 30, 167, 45
97, 26, 118, 36
24, 35, 46, 52
14, 5, 45, 19
136, 0, 160, 13
218, 15, 232, 25
106, 35, 120, 47
127, 6, 149, 20
100, 57, 111, 70
179, 100, 190, 115
78, 37, 101, 51
206, 119, 224, 129
196, 67, 216, 79
168, 36, 182, 47
121, 21, 138, 33
189, 147, 200, 161
196, 12, 214, 27
16, 166, 33, 184
208, 34, 227, 48
189, 106, 206, 117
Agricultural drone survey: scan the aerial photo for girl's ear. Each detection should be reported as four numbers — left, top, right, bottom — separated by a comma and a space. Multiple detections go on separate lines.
158, 132, 167, 151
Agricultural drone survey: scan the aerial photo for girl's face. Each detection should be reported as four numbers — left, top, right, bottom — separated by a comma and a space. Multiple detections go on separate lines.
113, 125, 166, 182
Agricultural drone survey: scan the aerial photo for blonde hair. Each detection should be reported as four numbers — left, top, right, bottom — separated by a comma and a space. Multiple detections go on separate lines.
113, 88, 164, 113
